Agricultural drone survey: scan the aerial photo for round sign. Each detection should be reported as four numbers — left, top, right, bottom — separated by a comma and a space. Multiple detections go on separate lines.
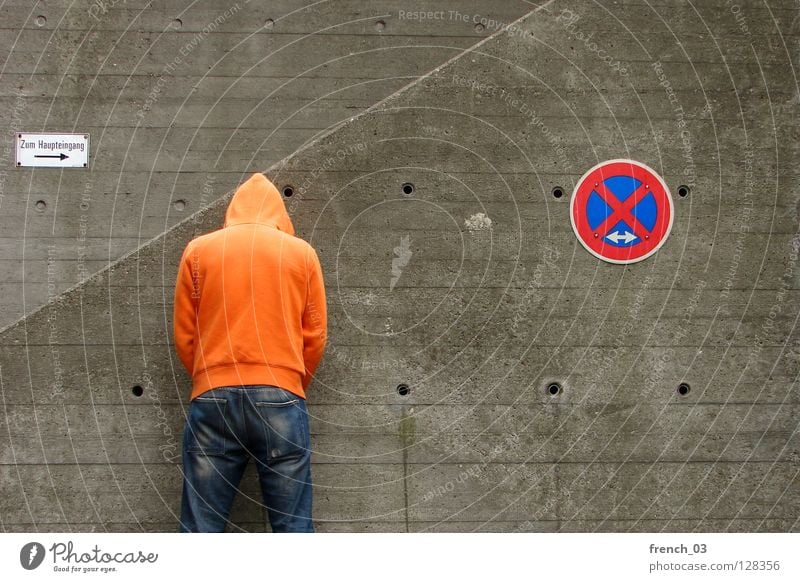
570, 159, 674, 264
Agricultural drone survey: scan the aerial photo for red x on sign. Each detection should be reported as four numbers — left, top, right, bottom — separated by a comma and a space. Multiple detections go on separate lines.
570, 159, 674, 264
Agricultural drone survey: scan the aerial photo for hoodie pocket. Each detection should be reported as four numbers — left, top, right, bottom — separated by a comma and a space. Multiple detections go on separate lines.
185, 396, 228, 456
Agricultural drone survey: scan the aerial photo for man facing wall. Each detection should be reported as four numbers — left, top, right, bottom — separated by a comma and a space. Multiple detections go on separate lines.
173, 172, 327, 532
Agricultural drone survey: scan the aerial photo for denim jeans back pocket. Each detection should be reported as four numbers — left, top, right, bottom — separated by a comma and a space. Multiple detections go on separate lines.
255, 396, 300, 408
248, 386, 300, 407
255, 399, 309, 460
186, 396, 228, 456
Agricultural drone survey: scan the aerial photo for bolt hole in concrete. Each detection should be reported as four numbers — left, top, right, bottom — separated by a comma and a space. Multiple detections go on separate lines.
547, 382, 562, 396
677, 185, 690, 198
131, 385, 144, 397
264, 18, 274, 29
174, 199, 186, 211
171, 18, 182, 29
397, 383, 410, 396
282, 185, 294, 198
375, 20, 385, 31
677, 382, 691, 396
475, 23, 485, 32
401, 182, 414, 196
552, 186, 564, 199
35, 15, 46, 26
35, 200, 47, 211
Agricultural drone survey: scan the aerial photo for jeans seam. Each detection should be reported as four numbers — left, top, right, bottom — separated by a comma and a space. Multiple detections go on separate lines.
240, 389, 247, 453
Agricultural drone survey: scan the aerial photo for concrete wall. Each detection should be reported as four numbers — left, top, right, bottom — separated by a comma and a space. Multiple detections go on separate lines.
0, 0, 532, 329
1, 0, 799, 532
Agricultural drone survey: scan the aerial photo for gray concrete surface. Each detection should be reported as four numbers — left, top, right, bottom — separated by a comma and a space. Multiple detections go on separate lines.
1, 0, 799, 532
0, 0, 533, 328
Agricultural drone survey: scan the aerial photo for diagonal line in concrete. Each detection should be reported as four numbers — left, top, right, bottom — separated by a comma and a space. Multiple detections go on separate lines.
0, 1, 556, 337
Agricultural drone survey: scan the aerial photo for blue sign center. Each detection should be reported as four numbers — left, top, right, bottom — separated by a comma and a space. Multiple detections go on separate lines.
585, 175, 657, 247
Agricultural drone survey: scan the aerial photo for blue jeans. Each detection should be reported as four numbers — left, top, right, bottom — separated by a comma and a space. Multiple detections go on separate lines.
179, 385, 313, 532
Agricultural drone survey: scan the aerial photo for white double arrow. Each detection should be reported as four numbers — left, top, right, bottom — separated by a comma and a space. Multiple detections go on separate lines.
605, 230, 638, 244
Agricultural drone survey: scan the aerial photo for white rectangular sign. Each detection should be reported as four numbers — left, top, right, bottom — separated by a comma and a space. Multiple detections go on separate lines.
15, 132, 89, 168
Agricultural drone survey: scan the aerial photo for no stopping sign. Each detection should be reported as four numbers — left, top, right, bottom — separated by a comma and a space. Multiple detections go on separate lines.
570, 159, 674, 264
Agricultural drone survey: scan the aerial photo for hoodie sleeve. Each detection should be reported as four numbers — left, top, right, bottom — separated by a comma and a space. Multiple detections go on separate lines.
301, 246, 327, 390
173, 243, 197, 375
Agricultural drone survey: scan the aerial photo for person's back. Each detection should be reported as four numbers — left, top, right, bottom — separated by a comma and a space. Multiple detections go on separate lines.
173, 172, 327, 533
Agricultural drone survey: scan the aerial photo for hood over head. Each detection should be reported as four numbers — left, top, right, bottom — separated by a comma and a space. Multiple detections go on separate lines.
223, 172, 295, 235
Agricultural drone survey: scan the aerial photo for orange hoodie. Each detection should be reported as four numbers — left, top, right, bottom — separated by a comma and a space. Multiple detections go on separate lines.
173, 172, 327, 401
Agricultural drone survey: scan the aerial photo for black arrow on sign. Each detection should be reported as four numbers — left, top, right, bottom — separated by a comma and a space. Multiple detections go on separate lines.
35, 153, 69, 160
